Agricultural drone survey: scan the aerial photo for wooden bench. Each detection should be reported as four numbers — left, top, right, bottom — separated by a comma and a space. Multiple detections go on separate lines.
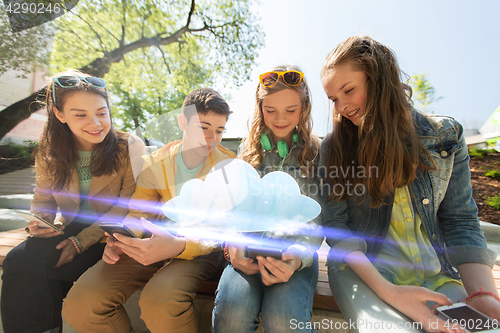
5, 227, 500, 311
0, 228, 28, 265
5, 227, 500, 333
0, 228, 341, 312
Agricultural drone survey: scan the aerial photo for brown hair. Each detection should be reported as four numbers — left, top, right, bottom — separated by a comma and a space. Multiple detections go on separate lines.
240, 65, 320, 174
35, 69, 127, 191
321, 35, 435, 206
182, 88, 232, 122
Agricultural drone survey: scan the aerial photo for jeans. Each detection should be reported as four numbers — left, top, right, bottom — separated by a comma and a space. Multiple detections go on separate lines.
1, 222, 106, 333
212, 254, 318, 333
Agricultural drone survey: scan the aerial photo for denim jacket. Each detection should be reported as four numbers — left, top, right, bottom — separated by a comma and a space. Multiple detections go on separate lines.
238, 136, 325, 270
321, 110, 496, 279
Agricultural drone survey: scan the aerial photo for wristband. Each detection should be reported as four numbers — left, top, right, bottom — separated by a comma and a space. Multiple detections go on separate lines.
68, 236, 83, 254
458, 288, 500, 304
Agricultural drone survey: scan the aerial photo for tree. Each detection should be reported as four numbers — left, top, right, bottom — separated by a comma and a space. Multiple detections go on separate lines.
0, 6, 53, 141
0, 6, 52, 77
409, 71, 443, 114
0, 0, 264, 140
102, 40, 211, 138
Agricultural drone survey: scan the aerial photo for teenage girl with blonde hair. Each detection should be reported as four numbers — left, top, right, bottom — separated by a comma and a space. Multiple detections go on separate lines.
213, 65, 324, 333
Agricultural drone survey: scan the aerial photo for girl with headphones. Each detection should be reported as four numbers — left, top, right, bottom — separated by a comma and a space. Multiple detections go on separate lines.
212, 65, 324, 333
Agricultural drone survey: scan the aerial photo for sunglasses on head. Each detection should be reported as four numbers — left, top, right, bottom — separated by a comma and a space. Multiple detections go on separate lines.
259, 70, 304, 88
52, 76, 107, 104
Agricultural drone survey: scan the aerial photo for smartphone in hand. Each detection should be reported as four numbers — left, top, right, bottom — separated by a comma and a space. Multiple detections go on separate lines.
437, 303, 499, 332
15, 211, 64, 234
99, 222, 137, 240
246, 245, 283, 260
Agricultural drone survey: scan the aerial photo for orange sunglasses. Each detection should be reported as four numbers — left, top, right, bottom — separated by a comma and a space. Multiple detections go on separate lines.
259, 70, 304, 88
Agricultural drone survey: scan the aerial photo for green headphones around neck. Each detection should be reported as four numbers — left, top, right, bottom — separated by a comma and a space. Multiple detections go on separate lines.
260, 131, 299, 158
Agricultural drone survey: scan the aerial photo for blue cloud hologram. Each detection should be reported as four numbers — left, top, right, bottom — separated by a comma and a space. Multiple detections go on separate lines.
162, 159, 321, 232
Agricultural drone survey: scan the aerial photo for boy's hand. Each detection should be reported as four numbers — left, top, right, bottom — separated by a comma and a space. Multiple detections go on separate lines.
102, 234, 124, 264
228, 244, 259, 275
257, 250, 301, 286
112, 218, 186, 265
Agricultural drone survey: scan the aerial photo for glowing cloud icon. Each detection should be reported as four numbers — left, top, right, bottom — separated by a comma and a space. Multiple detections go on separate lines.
162, 159, 321, 232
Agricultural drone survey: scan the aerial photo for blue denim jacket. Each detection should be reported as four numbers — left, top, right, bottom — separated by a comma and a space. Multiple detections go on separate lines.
238, 136, 325, 270
321, 110, 496, 279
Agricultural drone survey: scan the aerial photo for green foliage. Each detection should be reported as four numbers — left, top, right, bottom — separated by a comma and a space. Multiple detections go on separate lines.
106, 36, 212, 133
0, 7, 52, 77
142, 108, 184, 144
409, 71, 443, 114
7, 140, 37, 159
468, 148, 498, 158
47, 0, 264, 138
486, 194, 500, 211
469, 148, 485, 158
484, 169, 500, 178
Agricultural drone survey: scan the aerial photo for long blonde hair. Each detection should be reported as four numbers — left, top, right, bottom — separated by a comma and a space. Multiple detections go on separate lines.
321, 35, 435, 207
240, 65, 320, 174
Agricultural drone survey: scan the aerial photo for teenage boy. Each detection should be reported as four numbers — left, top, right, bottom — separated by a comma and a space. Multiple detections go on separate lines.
63, 88, 236, 333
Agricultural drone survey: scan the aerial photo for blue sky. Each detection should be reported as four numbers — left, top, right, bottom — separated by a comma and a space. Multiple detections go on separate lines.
220, 0, 500, 138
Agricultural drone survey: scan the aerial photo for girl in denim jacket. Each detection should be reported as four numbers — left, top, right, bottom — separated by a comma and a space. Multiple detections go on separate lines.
212, 65, 324, 333
321, 35, 500, 332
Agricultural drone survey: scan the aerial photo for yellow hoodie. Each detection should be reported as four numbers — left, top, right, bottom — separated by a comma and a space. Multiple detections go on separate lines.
124, 140, 236, 260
